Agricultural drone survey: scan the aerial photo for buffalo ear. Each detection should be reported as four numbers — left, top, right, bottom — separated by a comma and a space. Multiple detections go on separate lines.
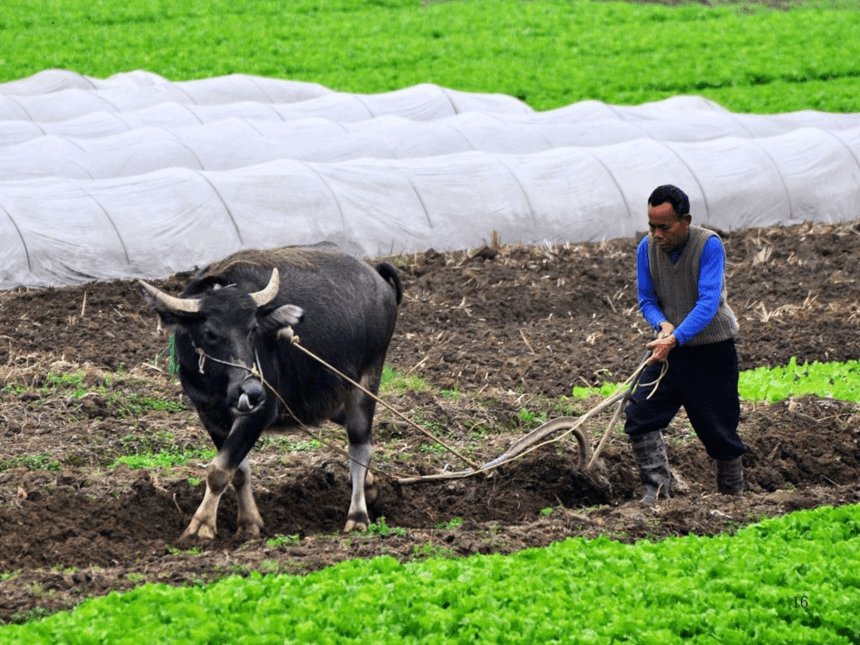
261, 304, 304, 333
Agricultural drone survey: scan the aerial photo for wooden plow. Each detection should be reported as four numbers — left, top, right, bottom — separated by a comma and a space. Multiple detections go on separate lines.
395, 353, 654, 484
283, 330, 654, 485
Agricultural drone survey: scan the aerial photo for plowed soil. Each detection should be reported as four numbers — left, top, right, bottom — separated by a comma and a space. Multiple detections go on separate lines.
1, 219, 859, 623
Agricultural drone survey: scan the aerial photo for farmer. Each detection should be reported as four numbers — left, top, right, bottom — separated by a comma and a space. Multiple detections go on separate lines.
625, 184, 748, 503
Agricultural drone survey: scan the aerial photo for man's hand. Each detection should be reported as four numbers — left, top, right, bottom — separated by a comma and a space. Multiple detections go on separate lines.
647, 324, 677, 363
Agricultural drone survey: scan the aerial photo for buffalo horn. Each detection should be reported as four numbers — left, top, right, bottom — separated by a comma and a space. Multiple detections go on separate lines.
249, 269, 280, 307
138, 280, 202, 314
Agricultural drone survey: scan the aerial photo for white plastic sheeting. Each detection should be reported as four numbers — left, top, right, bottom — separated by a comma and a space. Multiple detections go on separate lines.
1, 70, 859, 290
0, 69, 170, 95
0, 73, 530, 146
4, 107, 860, 181
0, 69, 330, 122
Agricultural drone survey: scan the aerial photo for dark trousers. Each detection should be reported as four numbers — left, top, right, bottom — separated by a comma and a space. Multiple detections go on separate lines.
624, 338, 747, 461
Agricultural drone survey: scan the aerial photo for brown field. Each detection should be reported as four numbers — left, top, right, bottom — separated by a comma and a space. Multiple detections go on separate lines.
1, 219, 859, 623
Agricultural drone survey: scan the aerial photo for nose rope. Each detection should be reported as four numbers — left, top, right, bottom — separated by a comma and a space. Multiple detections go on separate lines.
188, 343, 312, 432
192, 343, 260, 380
188, 342, 338, 459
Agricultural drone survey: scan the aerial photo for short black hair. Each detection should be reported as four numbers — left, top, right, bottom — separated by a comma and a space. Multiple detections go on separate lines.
648, 185, 690, 218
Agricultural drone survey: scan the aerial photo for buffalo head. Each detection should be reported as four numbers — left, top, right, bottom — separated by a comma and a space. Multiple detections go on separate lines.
139, 269, 304, 416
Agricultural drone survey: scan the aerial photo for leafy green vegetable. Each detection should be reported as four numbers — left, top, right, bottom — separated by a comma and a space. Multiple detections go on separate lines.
3, 504, 858, 643
1, 0, 859, 112
574, 358, 860, 404
739, 358, 860, 403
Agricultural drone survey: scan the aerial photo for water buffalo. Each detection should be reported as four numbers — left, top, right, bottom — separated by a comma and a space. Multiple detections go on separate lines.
139, 245, 402, 540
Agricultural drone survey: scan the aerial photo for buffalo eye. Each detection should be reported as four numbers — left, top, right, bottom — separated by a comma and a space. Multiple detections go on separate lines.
202, 326, 219, 346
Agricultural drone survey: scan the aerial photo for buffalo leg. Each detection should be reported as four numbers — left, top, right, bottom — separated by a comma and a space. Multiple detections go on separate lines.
232, 458, 264, 536
182, 416, 265, 540
345, 441, 372, 532
181, 455, 263, 540
181, 452, 233, 541
343, 374, 380, 532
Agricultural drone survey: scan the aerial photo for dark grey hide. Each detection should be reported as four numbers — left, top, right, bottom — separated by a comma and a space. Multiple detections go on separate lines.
139, 246, 402, 540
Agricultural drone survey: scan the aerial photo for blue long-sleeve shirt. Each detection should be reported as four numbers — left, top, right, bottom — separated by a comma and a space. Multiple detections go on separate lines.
636, 234, 725, 345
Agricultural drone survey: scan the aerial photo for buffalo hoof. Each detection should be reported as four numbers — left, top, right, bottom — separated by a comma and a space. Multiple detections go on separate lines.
237, 520, 263, 541
179, 519, 217, 543
344, 515, 369, 532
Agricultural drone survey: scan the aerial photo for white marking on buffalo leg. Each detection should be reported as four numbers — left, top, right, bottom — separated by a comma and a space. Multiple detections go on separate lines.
344, 442, 371, 532
181, 453, 232, 541
233, 458, 264, 537
364, 470, 378, 505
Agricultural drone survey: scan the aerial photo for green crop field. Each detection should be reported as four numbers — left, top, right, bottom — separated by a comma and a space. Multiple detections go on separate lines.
2, 0, 860, 112
3, 503, 860, 643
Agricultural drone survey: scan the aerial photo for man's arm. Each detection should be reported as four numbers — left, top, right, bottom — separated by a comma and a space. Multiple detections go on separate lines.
636, 236, 667, 331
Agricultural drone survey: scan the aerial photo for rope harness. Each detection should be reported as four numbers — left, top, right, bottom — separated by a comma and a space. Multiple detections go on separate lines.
186, 330, 669, 483
277, 327, 480, 473
189, 332, 468, 478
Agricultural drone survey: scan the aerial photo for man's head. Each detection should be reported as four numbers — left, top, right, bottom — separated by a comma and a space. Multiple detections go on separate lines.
647, 184, 691, 252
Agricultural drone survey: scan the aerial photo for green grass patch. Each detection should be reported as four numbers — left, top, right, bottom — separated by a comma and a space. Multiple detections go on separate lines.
109, 447, 215, 470
106, 392, 186, 416
515, 407, 548, 430
435, 517, 464, 531
0, 454, 61, 472
366, 516, 407, 538
266, 534, 300, 549
380, 365, 431, 394
108, 431, 213, 470
5, 369, 187, 418
256, 435, 321, 452
41, 372, 86, 396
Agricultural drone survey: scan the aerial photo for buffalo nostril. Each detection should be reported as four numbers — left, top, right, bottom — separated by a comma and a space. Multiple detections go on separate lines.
237, 379, 264, 412
241, 379, 263, 399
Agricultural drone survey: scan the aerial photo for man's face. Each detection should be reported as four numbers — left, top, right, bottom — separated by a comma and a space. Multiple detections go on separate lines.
648, 201, 690, 252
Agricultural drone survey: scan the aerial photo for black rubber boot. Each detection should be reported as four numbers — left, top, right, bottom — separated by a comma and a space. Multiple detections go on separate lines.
716, 457, 744, 495
630, 430, 671, 504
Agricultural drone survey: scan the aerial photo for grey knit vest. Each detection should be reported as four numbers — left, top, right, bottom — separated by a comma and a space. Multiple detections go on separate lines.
647, 226, 739, 346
